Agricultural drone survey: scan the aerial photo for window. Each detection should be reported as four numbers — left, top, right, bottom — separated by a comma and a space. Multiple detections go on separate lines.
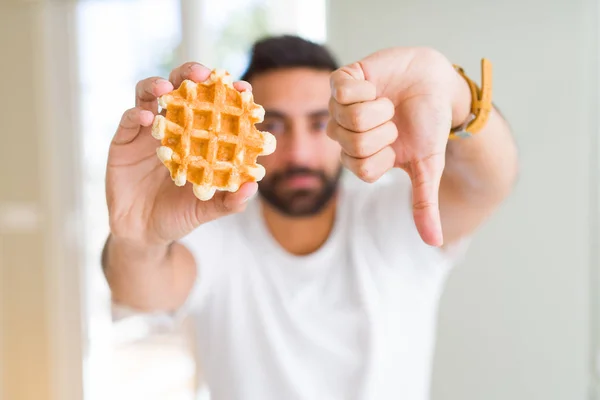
76, 1, 190, 399
76, 0, 327, 399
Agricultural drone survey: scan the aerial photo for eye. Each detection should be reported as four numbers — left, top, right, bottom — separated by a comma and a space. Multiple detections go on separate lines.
258, 119, 285, 135
311, 119, 328, 133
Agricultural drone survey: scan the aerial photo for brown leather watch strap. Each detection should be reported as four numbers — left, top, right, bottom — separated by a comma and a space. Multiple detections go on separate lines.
449, 58, 493, 139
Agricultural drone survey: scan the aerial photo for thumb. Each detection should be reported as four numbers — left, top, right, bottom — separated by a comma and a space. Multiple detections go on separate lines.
408, 154, 445, 247
194, 181, 258, 224
404, 97, 451, 247
221, 181, 259, 213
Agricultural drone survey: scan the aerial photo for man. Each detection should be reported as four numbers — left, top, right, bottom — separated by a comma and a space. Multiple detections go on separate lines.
103, 35, 518, 400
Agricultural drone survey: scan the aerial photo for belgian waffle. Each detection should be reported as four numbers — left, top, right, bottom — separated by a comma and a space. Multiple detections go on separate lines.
151, 69, 276, 200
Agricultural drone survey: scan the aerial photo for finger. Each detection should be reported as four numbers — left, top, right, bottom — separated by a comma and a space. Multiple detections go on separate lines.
330, 96, 395, 133
234, 80, 252, 92
330, 66, 377, 104
407, 154, 445, 247
327, 120, 398, 159
113, 108, 155, 145
169, 62, 212, 89
223, 182, 258, 211
135, 77, 174, 111
341, 146, 396, 183
195, 182, 258, 223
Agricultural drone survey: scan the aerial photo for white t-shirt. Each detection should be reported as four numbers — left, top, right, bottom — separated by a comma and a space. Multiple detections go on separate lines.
179, 176, 468, 400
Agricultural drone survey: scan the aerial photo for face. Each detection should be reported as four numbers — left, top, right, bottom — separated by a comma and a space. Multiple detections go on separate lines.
251, 68, 343, 217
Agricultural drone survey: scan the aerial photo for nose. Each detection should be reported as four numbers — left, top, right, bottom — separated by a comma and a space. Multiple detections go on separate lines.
281, 124, 314, 166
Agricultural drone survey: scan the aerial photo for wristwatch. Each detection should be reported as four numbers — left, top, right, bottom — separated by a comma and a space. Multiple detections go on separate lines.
449, 58, 493, 140
451, 113, 477, 139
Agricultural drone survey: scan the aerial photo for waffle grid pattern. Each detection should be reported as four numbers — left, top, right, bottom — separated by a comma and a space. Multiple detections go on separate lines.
152, 70, 275, 200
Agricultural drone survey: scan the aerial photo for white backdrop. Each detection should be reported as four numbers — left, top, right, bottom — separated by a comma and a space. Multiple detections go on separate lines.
327, 0, 596, 399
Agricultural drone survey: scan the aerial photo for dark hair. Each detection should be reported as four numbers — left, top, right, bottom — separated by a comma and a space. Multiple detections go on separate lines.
240, 35, 340, 82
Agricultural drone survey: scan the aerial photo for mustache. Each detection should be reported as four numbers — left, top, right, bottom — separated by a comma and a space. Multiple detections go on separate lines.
270, 167, 327, 183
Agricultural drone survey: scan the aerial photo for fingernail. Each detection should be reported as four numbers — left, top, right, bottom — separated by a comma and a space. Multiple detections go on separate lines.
189, 64, 205, 73
154, 79, 171, 89
141, 110, 153, 122
188, 64, 211, 82
243, 190, 258, 203
152, 79, 171, 94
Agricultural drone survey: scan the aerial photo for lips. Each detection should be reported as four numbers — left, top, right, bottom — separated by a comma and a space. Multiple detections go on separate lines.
282, 174, 320, 189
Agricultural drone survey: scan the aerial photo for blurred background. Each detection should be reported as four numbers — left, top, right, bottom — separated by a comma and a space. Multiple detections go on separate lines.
0, 0, 596, 399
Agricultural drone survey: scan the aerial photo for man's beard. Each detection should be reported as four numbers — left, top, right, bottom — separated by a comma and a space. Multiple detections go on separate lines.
258, 165, 343, 217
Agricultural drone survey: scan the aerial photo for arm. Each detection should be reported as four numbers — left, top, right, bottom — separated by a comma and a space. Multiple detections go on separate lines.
102, 62, 256, 313
328, 47, 517, 247
101, 235, 197, 313
440, 78, 519, 246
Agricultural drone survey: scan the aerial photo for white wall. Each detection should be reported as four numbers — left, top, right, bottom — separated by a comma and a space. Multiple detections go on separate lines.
327, 0, 596, 399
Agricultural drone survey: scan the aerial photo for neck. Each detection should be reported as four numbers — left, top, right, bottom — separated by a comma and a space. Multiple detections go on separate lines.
261, 196, 338, 256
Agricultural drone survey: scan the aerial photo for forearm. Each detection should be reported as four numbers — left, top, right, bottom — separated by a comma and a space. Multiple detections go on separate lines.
443, 63, 519, 200
439, 71, 519, 244
102, 235, 197, 312
444, 106, 519, 201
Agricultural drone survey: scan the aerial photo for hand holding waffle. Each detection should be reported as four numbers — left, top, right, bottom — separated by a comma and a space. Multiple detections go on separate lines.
106, 62, 275, 247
